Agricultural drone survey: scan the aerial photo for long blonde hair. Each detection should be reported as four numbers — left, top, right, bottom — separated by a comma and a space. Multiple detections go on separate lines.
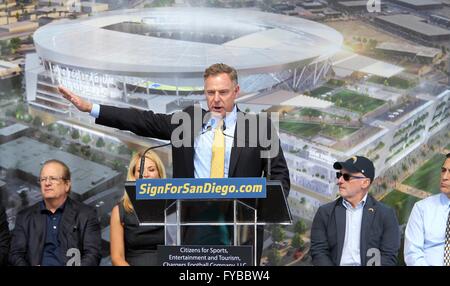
122, 149, 166, 213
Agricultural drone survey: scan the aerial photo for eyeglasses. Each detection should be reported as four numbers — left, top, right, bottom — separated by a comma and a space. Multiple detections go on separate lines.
336, 172, 367, 181
38, 176, 66, 184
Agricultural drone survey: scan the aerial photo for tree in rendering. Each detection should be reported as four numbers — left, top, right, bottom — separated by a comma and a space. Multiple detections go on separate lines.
71, 129, 80, 140
96, 137, 105, 148
294, 219, 307, 234
271, 225, 285, 243
291, 233, 305, 250
267, 248, 282, 266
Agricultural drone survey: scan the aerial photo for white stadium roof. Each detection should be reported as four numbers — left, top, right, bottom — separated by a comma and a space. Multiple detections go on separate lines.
332, 50, 404, 78
33, 7, 343, 76
245, 90, 333, 108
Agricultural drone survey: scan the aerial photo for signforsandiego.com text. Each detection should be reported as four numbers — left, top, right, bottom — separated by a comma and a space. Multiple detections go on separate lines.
137, 177, 266, 200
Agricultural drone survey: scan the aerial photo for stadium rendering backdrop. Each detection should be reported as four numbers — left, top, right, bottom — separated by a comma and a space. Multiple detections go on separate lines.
26, 7, 343, 115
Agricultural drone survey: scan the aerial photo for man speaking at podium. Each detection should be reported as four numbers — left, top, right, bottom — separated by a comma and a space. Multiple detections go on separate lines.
58, 63, 290, 265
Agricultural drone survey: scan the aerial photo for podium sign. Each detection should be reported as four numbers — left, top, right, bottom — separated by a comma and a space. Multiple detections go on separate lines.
136, 177, 266, 200
125, 179, 292, 266
157, 245, 253, 266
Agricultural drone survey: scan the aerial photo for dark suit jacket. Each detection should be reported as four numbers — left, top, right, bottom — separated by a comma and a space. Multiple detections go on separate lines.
9, 197, 102, 266
96, 104, 290, 264
310, 195, 400, 266
0, 204, 10, 266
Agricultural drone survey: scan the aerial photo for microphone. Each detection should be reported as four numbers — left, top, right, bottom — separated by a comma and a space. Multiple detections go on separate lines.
219, 122, 235, 142
139, 125, 213, 179
200, 124, 213, 135
265, 146, 271, 181
138, 142, 171, 179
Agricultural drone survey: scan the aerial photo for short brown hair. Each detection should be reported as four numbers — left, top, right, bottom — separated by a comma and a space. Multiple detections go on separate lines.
203, 63, 238, 85
41, 159, 71, 181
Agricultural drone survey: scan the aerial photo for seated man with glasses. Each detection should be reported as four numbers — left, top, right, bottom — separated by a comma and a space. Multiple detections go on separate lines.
310, 156, 400, 266
9, 159, 101, 266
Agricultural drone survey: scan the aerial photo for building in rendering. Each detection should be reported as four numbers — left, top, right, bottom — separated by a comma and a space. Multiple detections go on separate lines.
375, 14, 450, 42
0, 137, 121, 201
389, 0, 443, 10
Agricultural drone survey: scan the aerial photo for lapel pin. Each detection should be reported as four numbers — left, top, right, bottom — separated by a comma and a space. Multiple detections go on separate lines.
368, 208, 374, 212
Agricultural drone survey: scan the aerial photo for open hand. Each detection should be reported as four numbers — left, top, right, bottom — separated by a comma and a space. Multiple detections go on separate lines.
58, 86, 93, 113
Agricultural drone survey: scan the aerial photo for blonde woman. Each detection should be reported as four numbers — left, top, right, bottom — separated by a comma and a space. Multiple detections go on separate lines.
110, 149, 166, 266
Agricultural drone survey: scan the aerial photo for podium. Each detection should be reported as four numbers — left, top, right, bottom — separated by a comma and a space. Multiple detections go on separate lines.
125, 179, 292, 266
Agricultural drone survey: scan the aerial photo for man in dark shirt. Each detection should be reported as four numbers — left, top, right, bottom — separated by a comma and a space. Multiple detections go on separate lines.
0, 204, 10, 266
40, 200, 65, 266
9, 159, 101, 266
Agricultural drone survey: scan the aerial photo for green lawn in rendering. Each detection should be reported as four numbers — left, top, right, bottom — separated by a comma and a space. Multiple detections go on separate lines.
381, 190, 420, 225
310, 86, 333, 97
327, 79, 346, 87
331, 90, 385, 114
368, 76, 416, 90
298, 108, 323, 117
279, 122, 321, 138
321, 125, 357, 138
297, 108, 348, 121
309, 87, 385, 115
279, 121, 358, 139
403, 154, 445, 194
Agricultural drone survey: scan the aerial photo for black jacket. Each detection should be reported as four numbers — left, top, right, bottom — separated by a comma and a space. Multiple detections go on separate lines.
96, 105, 290, 193
311, 195, 400, 266
96, 104, 291, 264
0, 204, 10, 266
9, 197, 101, 266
